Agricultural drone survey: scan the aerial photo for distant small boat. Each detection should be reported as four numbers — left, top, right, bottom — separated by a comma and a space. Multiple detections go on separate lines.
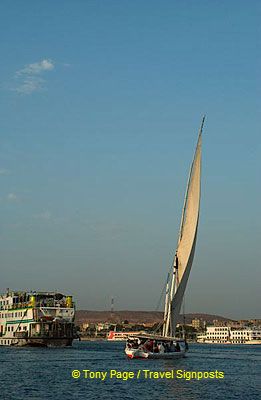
125, 118, 204, 359
107, 330, 146, 341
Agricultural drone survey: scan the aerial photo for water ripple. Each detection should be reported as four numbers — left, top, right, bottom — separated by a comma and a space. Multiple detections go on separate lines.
0, 342, 260, 399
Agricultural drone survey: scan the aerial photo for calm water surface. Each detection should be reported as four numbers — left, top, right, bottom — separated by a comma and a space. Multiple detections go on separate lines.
0, 342, 260, 399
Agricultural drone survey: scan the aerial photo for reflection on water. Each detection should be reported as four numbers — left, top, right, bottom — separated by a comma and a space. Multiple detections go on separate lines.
0, 342, 260, 399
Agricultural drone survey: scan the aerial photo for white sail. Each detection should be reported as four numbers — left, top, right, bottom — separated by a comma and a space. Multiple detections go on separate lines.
125, 118, 204, 360
170, 120, 203, 335
162, 118, 203, 337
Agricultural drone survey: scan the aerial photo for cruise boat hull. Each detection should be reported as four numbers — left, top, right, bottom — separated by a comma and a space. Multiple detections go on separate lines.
10, 337, 74, 347
197, 340, 261, 345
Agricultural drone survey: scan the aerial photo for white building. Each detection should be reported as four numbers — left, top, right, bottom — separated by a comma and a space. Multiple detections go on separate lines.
197, 326, 261, 344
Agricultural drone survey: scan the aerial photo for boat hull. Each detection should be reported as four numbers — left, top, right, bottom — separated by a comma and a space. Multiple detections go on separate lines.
9, 337, 74, 347
125, 348, 186, 359
197, 340, 261, 345
27, 338, 73, 347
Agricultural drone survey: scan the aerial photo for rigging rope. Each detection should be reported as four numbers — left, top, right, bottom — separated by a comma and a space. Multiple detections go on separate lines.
152, 268, 172, 335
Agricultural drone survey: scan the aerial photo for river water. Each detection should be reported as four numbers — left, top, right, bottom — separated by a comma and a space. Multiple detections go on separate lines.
0, 342, 260, 399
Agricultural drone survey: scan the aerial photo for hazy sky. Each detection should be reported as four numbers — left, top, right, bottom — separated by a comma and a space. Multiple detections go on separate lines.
0, 1, 260, 319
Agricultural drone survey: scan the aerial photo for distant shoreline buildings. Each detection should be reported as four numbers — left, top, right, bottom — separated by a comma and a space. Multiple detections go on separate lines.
75, 312, 261, 344
197, 326, 261, 344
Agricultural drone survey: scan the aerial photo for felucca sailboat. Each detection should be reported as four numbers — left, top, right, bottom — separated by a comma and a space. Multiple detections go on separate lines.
125, 117, 204, 359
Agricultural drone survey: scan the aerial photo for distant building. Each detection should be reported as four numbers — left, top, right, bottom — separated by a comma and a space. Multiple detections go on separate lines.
226, 320, 241, 328
239, 320, 249, 327
229, 329, 261, 343
191, 318, 204, 330
81, 323, 89, 331
213, 319, 226, 327
96, 322, 111, 332
197, 326, 261, 344
198, 326, 230, 342
250, 319, 261, 327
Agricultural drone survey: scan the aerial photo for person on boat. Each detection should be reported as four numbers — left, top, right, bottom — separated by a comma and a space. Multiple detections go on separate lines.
175, 342, 181, 352
153, 341, 159, 353
144, 340, 153, 352
164, 342, 170, 352
128, 339, 139, 349
158, 342, 165, 353
139, 338, 147, 351
170, 341, 175, 352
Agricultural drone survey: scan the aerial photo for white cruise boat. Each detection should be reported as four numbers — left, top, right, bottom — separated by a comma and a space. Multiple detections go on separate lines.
197, 326, 261, 344
0, 289, 76, 347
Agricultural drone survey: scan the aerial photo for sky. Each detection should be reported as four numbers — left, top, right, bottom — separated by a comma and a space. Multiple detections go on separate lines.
0, 1, 260, 319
